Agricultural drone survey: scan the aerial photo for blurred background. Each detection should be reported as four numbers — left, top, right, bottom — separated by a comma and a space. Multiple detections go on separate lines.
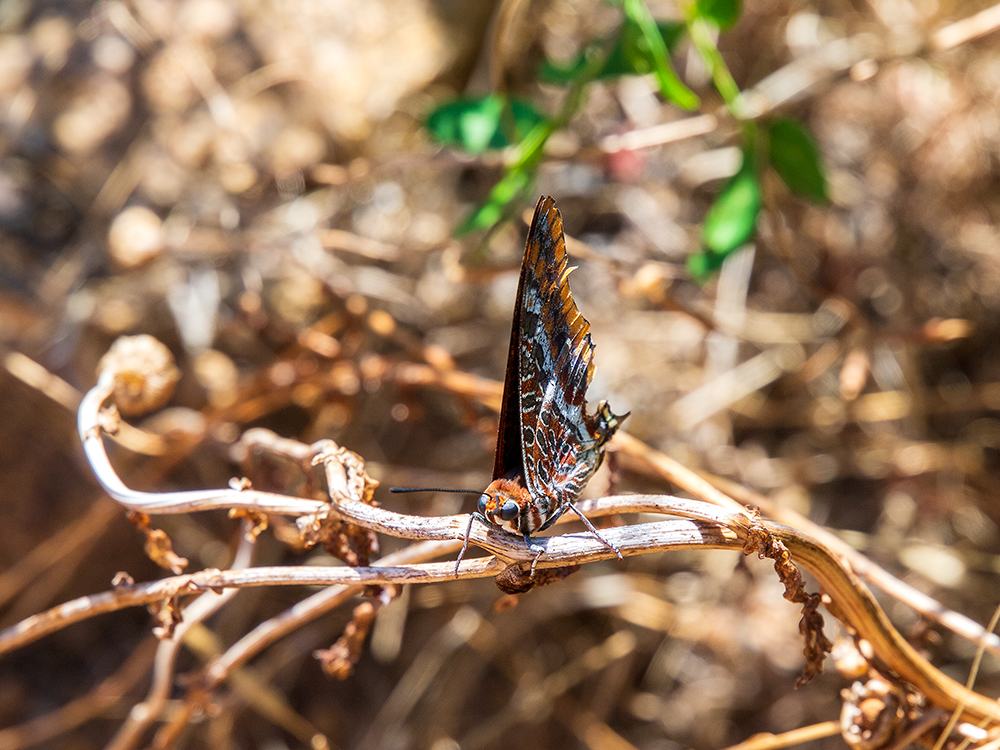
3, 0, 1000, 747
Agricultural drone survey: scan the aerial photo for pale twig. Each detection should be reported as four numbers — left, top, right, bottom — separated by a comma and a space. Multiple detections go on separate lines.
933, 599, 1000, 750
596, 2, 1000, 148
971, 735, 1000, 750
78, 371, 326, 516
0, 496, 119, 613
738, 33, 888, 119
104, 526, 256, 750
200, 540, 457, 687
390, 361, 503, 411
610, 432, 745, 512
740, 0, 1000, 120
359, 607, 489, 750
319, 228, 399, 261
4, 350, 167, 455
487, 0, 530, 93
884, 711, 948, 750
599, 114, 718, 152
5, 521, 112, 625
459, 630, 637, 750
0, 513, 736, 656
932, 1, 1000, 50
718, 721, 842, 750
312, 438, 747, 542
3, 350, 81, 411
156, 631, 332, 749
669, 344, 805, 430
560, 707, 642, 750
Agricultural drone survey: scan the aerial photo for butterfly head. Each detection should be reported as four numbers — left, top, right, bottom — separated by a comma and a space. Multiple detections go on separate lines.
478, 476, 540, 535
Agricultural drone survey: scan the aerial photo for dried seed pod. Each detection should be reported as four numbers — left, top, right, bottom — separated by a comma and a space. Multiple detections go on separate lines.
98, 335, 181, 415
107, 206, 165, 268
840, 678, 906, 750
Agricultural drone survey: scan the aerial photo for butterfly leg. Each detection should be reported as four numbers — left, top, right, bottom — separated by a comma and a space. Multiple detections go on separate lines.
523, 503, 571, 577
524, 533, 547, 578
456, 512, 491, 577
566, 502, 623, 560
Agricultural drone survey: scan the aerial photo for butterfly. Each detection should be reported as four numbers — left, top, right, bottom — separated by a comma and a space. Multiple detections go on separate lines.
459, 196, 628, 573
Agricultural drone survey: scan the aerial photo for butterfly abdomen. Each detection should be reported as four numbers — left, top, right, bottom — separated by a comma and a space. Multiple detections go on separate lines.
592, 400, 627, 449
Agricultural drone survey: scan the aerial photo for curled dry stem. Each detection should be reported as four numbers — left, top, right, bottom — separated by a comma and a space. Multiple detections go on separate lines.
314, 585, 399, 680
78, 370, 327, 516
744, 514, 833, 685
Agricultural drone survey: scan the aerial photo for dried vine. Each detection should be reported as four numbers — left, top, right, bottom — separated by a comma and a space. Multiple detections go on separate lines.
3, 333, 998, 749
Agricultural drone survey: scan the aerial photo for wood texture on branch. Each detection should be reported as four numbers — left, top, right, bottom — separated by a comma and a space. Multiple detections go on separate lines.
0, 516, 734, 655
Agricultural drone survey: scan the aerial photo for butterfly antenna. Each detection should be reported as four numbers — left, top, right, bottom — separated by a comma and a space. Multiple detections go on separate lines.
389, 487, 482, 494
389, 487, 499, 578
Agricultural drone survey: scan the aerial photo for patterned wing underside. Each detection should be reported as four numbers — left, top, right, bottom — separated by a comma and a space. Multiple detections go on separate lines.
517, 197, 605, 506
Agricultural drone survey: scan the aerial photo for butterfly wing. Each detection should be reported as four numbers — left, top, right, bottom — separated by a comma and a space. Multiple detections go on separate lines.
491, 234, 529, 482
516, 197, 613, 508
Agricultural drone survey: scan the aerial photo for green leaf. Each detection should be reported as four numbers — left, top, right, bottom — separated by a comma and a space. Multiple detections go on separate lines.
425, 95, 500, 153
768, 118, 829, 204
540, 21, 685, 83
701, 149, 761, 254
507, 100, 548, 145
621, 17, 655, 75
694, 0, 742, 30
425, 95, 546, 154
623, 0, 699, 110
686, 249, 728, 280
615, 21, 686, 77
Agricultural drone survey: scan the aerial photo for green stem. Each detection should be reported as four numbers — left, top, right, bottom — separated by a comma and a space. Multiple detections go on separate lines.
458, 37, 614, 237
513, 37, 609, 171
624, 0, 699, 110
683, 8, 741, 115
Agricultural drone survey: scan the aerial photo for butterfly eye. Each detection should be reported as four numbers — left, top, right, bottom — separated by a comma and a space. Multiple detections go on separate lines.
477, 494, 489, 515
499, 500, 519, 522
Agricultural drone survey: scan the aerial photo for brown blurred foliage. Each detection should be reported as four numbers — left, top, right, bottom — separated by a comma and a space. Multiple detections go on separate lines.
2, 0, 1000, 748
